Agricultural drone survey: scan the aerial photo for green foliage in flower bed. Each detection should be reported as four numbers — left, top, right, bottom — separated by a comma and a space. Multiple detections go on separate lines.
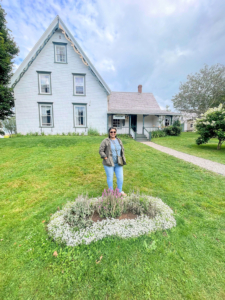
48, 191, 174, 246
63, 189, 158, 227
95, 189, 158, 219
96, 188, 124, 218
126, 193, 158, 218
64, 195, 94, 230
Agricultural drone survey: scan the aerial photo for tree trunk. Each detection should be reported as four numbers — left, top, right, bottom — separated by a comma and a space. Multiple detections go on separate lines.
217, 141, 222, 150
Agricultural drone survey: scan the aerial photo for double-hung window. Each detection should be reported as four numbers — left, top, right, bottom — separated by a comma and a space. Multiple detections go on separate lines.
38, 103, 53, 127
73, 74, 86, 95
37, 71, 52, 94
53, 42, 67, 63
73, 104, 87, 127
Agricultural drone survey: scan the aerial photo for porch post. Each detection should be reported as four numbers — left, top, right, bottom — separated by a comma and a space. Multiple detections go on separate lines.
129, 115, 131, 135
171, 115, 173, 125
143, 115, 145, 134
107, 114, 109, 132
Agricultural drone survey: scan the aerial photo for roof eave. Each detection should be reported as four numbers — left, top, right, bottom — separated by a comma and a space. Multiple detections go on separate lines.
107, 111, 181, 115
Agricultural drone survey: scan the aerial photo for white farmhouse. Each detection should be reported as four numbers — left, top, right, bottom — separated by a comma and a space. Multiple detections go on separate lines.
11, 16, 180, 140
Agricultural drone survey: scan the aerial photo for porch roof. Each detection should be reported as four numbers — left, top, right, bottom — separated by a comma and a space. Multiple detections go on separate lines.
108, 91, 180, 115
107, 109, 181, 116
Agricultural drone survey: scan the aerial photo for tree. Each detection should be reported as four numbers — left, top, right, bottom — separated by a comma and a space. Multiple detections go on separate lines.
0, 4, 19, 120
0, 120, 4, 135
172, 64, 225, 117
166, 105, 171, 112
2, 116, 16, 135
195, 104, 225, 150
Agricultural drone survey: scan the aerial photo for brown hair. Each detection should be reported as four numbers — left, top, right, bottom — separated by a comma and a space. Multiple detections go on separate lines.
108, 127, 117, 138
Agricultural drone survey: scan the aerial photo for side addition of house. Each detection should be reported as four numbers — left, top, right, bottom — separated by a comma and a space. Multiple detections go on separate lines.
107, 85, 180, 140
11, 16, 110, 135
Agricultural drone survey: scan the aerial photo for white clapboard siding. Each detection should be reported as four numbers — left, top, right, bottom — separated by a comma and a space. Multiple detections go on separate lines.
14, 29, 108, 135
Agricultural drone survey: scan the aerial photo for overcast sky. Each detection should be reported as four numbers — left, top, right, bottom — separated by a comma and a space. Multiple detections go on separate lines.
3, 0, 225, 110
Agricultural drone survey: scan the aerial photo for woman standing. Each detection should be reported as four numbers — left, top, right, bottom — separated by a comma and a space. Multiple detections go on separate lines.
99, 127, 127, 196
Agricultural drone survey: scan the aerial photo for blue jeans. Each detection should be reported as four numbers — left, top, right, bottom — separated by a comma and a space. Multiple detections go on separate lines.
103, 164, 123, 192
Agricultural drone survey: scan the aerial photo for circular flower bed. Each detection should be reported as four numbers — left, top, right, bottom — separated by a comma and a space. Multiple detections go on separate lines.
47, 189, 176, 246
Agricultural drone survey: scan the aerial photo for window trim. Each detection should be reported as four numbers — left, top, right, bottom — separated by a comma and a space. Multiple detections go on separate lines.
37, 71, 52, 95
38, 102, 54, 128
72, 73, 86, 96
53, 42, 67, 64
72, 103, 87, 128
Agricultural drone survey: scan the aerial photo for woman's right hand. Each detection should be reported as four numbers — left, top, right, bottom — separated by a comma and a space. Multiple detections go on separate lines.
104, 157, 108, 159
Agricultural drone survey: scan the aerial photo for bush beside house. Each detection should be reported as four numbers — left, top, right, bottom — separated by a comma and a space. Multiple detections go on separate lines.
152, 120, 182, 138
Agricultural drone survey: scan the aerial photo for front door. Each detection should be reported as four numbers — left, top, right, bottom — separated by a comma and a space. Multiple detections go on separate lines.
131, 115, 137, 132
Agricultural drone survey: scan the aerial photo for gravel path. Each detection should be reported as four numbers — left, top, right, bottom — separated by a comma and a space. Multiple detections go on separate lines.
142, 141, 225, 176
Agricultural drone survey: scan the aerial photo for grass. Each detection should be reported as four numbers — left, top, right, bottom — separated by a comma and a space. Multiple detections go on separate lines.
0, 135, 225, 299
152, 132, 225, 164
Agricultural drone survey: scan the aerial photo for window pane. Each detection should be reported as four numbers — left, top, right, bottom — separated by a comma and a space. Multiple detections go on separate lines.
41, 105, 52, 126
76, 117, 85, 125
76, 86, 84, 94
75, 77, 84, 85
41, 106, 51, 115
75, 107, 84, 117
56, 45, 66, 62
40, 74, 50, 93
75, 106, 86, 126
74, 76, 85, 95
42, 116, 52, 126
113, 119, 120, 128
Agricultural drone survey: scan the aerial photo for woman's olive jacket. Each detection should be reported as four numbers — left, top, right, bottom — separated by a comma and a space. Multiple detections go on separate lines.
99, 137, 126, 166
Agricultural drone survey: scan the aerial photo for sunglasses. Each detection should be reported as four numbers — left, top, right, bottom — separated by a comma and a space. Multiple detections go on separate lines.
110, 131, 116, 133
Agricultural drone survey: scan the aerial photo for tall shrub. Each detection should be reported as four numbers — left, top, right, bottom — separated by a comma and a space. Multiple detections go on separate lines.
2, 116, 16, 135
163, 123, 181, 136
195, 103, 225, 150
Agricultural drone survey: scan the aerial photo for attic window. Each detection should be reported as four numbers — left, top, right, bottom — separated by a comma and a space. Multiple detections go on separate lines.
53, 42, 67, 63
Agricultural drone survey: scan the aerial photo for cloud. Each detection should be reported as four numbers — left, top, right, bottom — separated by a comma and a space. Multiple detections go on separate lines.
3, 0, 225, 111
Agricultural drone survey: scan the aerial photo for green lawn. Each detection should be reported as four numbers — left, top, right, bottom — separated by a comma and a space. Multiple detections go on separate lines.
1, 136, 225, 300
152, 132, 225, 164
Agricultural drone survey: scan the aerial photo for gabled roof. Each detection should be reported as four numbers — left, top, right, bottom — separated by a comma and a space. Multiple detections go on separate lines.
108, 91, 180, 115
11, 16, 111, 94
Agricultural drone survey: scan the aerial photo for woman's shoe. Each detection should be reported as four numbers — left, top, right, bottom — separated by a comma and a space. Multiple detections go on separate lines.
121, 191, 127, 196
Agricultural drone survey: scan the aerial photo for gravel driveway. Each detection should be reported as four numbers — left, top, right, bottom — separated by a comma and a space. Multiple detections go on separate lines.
142, 141, 225, 176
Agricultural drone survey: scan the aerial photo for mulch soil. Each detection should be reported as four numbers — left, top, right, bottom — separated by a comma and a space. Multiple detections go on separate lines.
92, 211, 138, 222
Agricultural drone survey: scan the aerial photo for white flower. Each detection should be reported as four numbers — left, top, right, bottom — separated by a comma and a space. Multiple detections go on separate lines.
47, 196, 176, 247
